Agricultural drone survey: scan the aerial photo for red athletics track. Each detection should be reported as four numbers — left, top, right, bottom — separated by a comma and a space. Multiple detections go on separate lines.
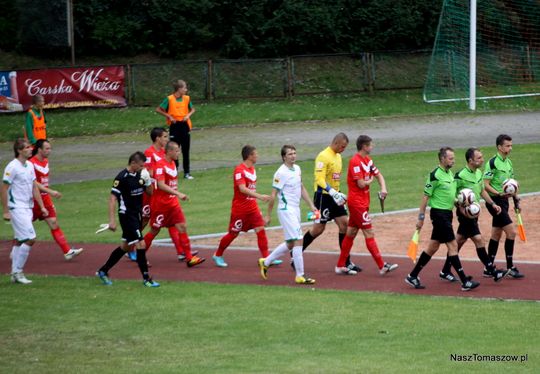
1, 240, 538, 301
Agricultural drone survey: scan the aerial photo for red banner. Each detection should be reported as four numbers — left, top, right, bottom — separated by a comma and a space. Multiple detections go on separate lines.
0, 66, 126, 112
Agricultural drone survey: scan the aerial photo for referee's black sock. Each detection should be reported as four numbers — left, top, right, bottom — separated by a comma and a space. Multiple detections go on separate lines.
302, 231, 315, 252
487, 239, 499, 265
448, 255, 468, 284
410, 251, 432, 278
100, 247, 125, 273
441, 255, 452, 275
475, 246, 495, 272
136, 249, 150, 281
504, 239, 515, 269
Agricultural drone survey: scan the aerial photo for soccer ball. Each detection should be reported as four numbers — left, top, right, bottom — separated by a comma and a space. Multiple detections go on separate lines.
502, 178, 519, 195
457, 188, 475, 207
464, 202, 481, 219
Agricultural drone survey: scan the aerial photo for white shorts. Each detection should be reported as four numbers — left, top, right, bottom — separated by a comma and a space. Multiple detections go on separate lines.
9, 208, 36, 242
277, 207, 302, 242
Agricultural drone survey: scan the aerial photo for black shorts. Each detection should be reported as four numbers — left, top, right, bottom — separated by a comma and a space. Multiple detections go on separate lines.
313, 192, 347, 224
456, 208, 481, 239
119, 213, 143, 245
430, 208, 455, 243
486, 195, 513, 228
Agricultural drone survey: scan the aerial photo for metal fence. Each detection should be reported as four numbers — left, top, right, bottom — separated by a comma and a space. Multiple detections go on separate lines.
125, 50, 431, 105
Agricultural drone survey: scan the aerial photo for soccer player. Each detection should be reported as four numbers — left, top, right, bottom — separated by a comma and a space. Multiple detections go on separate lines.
483, 134, 524, 278
260, 145, 319, 284
24, 95, 47, 145
96, 151, 160, 287
336, 135, 398, 275
212, 145, 273, 268
405, 147, 479, 291
29, 139, 83, 260
300, 132, 360, 274
155, 79, 195, 179
439, 147, 508, 282
2, 138, 48, 284
142, 141, 205, 267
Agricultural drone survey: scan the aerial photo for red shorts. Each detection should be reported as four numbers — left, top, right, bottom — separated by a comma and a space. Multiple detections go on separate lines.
142, 193, 152, 219
150, 202, 185, 229
348, 205, 372, 230
228, 209, 265, 233
32, 194, 56, 221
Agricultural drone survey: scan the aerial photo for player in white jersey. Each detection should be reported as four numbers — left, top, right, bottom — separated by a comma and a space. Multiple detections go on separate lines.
261, 145, 319, 284
2, 138, 48, 284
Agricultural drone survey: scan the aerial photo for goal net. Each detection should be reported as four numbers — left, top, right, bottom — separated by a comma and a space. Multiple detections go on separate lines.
424, 0, 540, 104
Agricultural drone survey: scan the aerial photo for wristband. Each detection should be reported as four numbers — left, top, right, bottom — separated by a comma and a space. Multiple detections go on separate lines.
418, 213, 425, 221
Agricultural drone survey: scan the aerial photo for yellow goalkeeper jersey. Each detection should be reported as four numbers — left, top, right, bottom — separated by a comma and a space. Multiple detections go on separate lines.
313, 146, 343, 193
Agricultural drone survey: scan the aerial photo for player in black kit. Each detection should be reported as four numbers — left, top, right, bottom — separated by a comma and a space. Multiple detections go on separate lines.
96, 151, 160, 287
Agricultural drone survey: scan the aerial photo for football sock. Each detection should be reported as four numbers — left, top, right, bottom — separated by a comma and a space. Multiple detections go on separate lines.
291, 246, 304, 277
302, 231, 315, 252
504, 239, 515, 268
264, 242, 288, 266
178, 232, 192, 260
51, 227, 70, 254
168, 227, 183, 255
441, 256, 452, 275
475, 246, 495, 271
215, 232, 237, 256
365, 237, 384, 269
16, 243, 32, 274
410, 251, 431, 278
337, 235, 354, 267
10, 245, 20, 274
100, 247, 125, 273
256, 230, 269, 257
136, 249, 150, 281
144, 231, 157, 252
448, 255, 468, 284
487, 239, 499, 264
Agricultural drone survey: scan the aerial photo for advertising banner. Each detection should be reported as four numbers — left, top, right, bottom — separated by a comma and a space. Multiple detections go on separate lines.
0, 66, 126, 113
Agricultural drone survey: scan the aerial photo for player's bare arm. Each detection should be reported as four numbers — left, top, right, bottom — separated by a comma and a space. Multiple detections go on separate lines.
356, 176, 374, 189
183, 107, 195, 121
33, 181, 48, 217
108, 194, 118, 231
157, 180, 188, 201
1, 182, 10, 221
416, 194, 429, 230
483, 179, 507, 197
238, 184, 271, 202
376, 173, 388, 198
265, 189, 278, 225
480, 189, 501, 214
36, 182, 62, 199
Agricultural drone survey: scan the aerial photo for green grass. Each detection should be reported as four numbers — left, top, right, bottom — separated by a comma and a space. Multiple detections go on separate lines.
0, 276, 537, 373
2, 143, 538, 243
1, 89, 540, 142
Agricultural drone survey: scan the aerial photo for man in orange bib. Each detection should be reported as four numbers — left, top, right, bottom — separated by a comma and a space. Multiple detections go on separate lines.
155, 80, 196, 180
24, 95, 47, 145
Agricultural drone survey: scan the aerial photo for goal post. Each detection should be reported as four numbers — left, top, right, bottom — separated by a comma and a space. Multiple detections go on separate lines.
424, 0, 540, 109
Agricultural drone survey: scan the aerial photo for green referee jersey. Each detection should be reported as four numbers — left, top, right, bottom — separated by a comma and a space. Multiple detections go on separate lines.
455, 166, 484, 201
483, 153, 514, 195
423, 166, 456, 210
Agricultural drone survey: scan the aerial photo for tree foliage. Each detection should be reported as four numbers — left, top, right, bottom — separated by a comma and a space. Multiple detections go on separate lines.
0, 0, 443, 58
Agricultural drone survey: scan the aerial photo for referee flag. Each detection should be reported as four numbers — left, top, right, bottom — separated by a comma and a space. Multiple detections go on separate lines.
515, 209, 527, 242
407, 230, 420, 263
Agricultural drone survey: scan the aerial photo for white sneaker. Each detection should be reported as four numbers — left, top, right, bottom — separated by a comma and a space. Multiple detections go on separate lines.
184, 174, 194, 180
11, 272, 32, 284
335, 266, 358, 275
64, 248, 84, 261
379, 262, 399, 275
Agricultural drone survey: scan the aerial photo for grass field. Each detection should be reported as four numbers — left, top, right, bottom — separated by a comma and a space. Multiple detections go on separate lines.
0, 277, 537, 373
1, 89, 540, 142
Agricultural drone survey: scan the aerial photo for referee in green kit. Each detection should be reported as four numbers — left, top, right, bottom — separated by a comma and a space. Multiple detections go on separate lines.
405, 147, 479, 291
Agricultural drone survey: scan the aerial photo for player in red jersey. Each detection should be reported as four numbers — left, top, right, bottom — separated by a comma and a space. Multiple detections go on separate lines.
336, 135, 398, 275
29, 139, 83, 260
212, 145, 274, 268
142, 141, 205, 267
